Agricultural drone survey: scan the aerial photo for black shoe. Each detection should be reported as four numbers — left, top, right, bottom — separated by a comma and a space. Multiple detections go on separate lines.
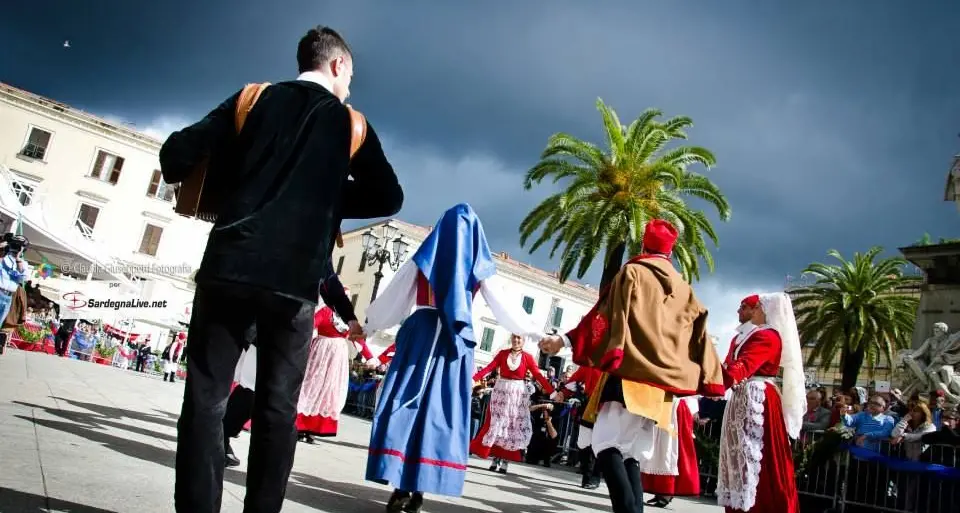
401, 493, 423, 513
581, 475, 601, 489
301, 433, 316, 444
645, 496, 672, 508
225, 442, 240, 467
386, 490, 409, 513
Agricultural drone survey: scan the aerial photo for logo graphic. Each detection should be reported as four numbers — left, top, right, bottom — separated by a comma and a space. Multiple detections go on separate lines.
62, 291, 88, 310
34, 258, 56, 279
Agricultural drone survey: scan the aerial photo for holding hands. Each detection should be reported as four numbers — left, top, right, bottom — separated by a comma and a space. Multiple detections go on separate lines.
347, 320, 365, 341
538, 335, 564, 355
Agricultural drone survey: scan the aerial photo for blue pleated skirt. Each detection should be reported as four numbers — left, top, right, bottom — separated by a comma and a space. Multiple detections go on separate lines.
365, 308, 474, 497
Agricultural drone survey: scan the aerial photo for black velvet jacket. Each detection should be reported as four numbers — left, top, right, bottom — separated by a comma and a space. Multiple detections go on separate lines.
160, 80, 403, 302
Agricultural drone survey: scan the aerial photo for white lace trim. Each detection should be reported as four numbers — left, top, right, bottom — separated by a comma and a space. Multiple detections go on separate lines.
506, 351, 522, 372
717, 379, 767, 511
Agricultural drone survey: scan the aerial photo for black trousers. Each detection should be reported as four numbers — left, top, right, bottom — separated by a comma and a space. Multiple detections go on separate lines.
224, 385, 256, 439
579, 445, 602, 479
174, 283, 314, 513
598, 448, 643, 513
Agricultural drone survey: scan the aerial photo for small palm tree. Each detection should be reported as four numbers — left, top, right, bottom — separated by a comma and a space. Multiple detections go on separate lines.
792, 247, 920, 390
519, 99, 730, 287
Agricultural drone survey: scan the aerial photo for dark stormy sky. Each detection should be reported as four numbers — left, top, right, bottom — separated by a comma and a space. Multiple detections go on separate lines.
3, 1, 958, 339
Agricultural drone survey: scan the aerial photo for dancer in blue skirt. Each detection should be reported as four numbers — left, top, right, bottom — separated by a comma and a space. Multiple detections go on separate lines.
362, 203, 543, 513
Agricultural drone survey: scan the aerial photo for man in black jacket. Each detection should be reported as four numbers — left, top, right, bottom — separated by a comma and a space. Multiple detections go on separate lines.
160, 26, 403, 513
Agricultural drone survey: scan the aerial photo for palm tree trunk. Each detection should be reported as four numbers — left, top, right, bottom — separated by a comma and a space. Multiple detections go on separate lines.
599, 243, 627, 290
840, 344, 866, 391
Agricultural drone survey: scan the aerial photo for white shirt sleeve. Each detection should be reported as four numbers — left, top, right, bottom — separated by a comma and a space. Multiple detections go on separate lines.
479, 275, 543, 341
364, 259, 418, 333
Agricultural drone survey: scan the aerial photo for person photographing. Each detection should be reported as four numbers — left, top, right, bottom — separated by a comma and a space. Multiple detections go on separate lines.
0, 233, 28, 347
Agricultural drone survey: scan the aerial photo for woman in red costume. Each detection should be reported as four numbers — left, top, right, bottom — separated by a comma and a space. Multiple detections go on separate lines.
295, 288, 376, 442
717, 293, 804, 513
641, 396, 700, 508
470, 334, 553, 473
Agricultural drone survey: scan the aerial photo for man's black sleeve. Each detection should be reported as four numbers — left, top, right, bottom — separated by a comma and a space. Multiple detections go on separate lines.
159, 91, 240, 184
318, 263, 357, 323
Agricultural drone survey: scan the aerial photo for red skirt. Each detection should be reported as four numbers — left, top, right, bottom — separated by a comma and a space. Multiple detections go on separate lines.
469, 410, 523, 462
642, 399, 700, 496
725, 383, 799, 513
295, 413, 338, 436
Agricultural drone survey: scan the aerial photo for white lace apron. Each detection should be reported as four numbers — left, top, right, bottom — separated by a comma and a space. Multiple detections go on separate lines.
717, 377, 773, 511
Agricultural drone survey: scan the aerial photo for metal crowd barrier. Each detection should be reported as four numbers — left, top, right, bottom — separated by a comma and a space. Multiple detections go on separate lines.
343, 378, 380, 419
695, 420, 960, 513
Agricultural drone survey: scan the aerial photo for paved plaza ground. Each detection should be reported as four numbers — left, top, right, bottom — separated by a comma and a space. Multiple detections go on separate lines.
0, 349, 721, 512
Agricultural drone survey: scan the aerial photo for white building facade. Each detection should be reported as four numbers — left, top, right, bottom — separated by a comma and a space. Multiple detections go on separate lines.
333, 220, 599, 369
0, 82, 207, 347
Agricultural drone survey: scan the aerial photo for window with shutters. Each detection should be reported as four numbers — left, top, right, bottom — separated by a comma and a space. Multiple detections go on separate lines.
336, 255, 345, 274
89, 150, 124, 184
358, 255, 367, 272
522, 296, 534, 314
551, 306, 564, 328
20, 127, 52, 160
350, 294, 359, 307
139, 224, 164, 256
479, 327, 495, 352
146, 170, 175, 201
74, 203, 101, 237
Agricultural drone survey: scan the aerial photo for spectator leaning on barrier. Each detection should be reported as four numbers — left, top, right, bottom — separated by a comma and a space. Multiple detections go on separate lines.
802, 389, 831, 433
842, 394, 896, 451
890, 402, 937, 461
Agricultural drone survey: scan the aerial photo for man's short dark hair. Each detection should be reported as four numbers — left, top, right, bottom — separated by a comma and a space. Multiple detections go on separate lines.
297, 26, 352, 73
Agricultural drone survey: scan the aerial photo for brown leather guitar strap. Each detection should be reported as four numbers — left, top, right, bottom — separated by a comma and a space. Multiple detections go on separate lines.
234, 84, 367, 248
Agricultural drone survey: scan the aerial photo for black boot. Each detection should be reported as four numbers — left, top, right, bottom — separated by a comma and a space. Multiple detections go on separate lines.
402, 492, 423, 513
386, 490, 410, 512
225, 439, 240, 467
580, 447, 599, 488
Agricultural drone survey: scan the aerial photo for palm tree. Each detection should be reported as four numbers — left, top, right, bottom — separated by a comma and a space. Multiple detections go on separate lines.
519, 99, 731, 287
791, 247, 920, 391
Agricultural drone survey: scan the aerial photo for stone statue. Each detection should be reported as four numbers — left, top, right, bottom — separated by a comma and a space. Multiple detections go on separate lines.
900, 322, 960, 400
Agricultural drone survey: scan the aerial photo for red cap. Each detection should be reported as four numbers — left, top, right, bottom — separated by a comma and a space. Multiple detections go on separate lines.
642, 219, 679, 254
177, 332, 186, 341
741, 295, 760, 308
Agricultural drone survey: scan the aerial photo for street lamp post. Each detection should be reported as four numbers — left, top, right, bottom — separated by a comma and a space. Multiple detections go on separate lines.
361, 223, 410, 303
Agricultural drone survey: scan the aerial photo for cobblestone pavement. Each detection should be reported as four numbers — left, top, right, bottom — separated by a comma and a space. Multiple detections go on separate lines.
0, 349, 721, 512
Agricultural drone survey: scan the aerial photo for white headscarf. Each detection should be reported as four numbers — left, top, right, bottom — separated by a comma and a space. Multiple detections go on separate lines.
759, 292, 805, 440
